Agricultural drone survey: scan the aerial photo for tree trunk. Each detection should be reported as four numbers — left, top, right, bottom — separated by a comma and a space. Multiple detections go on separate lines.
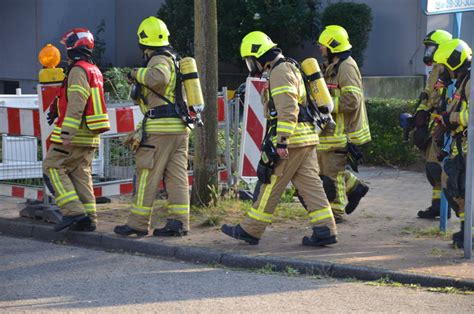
191, 0, 218, 206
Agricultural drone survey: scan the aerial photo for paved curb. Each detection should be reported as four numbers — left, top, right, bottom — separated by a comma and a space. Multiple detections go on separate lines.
1, 218, 473, 290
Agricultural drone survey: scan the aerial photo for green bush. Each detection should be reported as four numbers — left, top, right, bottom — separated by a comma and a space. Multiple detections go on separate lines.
158, 0, 322, 63
103, 67, 132, 103
361, 98, 421, 167
321, 2, 373, 67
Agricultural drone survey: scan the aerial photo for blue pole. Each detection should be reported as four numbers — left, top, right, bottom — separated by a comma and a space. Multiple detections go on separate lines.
440, 12, 463, 232
452, 13, 462, 38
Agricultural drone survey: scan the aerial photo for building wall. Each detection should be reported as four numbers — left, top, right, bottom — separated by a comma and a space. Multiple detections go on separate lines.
114, 0, 165, 67
0, 0, 116, 93
0, 0, 472, 93
0, 0, 38, 93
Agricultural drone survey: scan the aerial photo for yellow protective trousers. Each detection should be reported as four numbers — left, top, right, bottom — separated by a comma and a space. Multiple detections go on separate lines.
317, 149, 362, 218
240, 146, 337, 239
126, 133, 190, 232
42, 143, 97, 221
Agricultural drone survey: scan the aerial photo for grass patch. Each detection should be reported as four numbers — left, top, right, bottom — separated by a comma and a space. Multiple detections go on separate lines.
254, 263, 277, 275
191, 194, 310, 227
191, 199, 251, 227
366, 277, 420, 289
273, 203, 307, 222
400, 226, 452, 239
366, 277, 474, 295
280, 187, 296, 203
285, 266, 300, 276
427, 287, 474, 295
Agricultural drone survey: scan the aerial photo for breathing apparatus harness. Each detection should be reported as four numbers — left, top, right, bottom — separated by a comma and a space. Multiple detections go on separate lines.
130, 47, 203, 142
257, 56, 328, 183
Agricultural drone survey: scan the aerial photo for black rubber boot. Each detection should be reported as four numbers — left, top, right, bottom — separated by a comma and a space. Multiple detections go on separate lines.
345, 182, 369, 215
452, 222, 474, 249
114, 225, 148, 237
417, 206, 439, 219
417, 199, 451, 219
54, 214, 88, 232
69, 217, 96, 232
153, 219, 187, 237
452, 222, 464, 248
302, 226, 337, 247
221, 224, 259, 245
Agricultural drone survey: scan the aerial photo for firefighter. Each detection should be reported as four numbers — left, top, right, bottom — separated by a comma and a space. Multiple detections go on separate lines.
221, 31, 337, 246
415, 30, 453, 219
433, 38, 472, 248
43, 28, 110, 232
114, 16, 190, 237
316, 25, 371, 222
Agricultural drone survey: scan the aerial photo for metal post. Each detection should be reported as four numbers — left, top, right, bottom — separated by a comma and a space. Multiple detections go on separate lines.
439, 191, 448, 232
223, 87, 232, 187
441, 12, 463, 232
464, 38, 474, 259
233, 91, 241, 187
452, 13, 462, 38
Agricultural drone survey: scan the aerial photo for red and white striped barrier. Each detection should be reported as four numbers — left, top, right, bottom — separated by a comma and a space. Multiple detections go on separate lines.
0, 95, 40, 137
0, 184, 43, 200
239, 77, 267, 183
104, 106, 143, 135
0, 84, 232, 201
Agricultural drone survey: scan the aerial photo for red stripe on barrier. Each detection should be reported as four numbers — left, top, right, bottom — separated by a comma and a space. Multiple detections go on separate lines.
41, 85, 61, 111
247, 106, 264, 148
219, 170, 228, 182
37, 190, 43, 201
7, 108, 21, 135
217, 96, 225, 122
251, 80, 267, 93
243, 155, 257, 176
12, 186, 25, 198
188, 175, 193, 185
94, 187, 103, 197
120, 183, 134, 194
33, 109, 41, 137
116, 107, 135, 133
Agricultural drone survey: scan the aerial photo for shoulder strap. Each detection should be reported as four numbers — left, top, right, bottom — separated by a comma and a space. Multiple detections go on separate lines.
460, 72, 470, 102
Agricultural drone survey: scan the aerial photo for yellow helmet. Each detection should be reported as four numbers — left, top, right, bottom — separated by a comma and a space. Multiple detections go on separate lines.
318, 25, 352, 53
434, 39, 472, 71
423, 30, 452, 65
240, 31, 277, 59
423, 29, 452, 46
137, 16, 170, 47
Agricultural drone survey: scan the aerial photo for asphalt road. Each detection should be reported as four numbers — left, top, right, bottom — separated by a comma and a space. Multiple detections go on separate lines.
0, 236, 472, 313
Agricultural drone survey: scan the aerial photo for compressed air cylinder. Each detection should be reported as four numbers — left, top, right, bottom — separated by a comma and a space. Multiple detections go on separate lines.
179, 57, 205, 113
301, 58, 334, 112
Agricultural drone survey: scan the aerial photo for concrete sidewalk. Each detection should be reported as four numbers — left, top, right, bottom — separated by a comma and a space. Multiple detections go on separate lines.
0, 166, 473, 288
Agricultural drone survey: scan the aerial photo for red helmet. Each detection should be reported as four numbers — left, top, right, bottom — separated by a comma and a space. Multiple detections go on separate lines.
60, 28, 94, 51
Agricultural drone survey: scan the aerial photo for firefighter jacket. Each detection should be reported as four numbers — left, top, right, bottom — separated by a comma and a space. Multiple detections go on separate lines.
50, 60, 110, 147
264, 59, 319, 148
130, 52, 187, 135
417, 63, 447, 113
318, 56, 371, 151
